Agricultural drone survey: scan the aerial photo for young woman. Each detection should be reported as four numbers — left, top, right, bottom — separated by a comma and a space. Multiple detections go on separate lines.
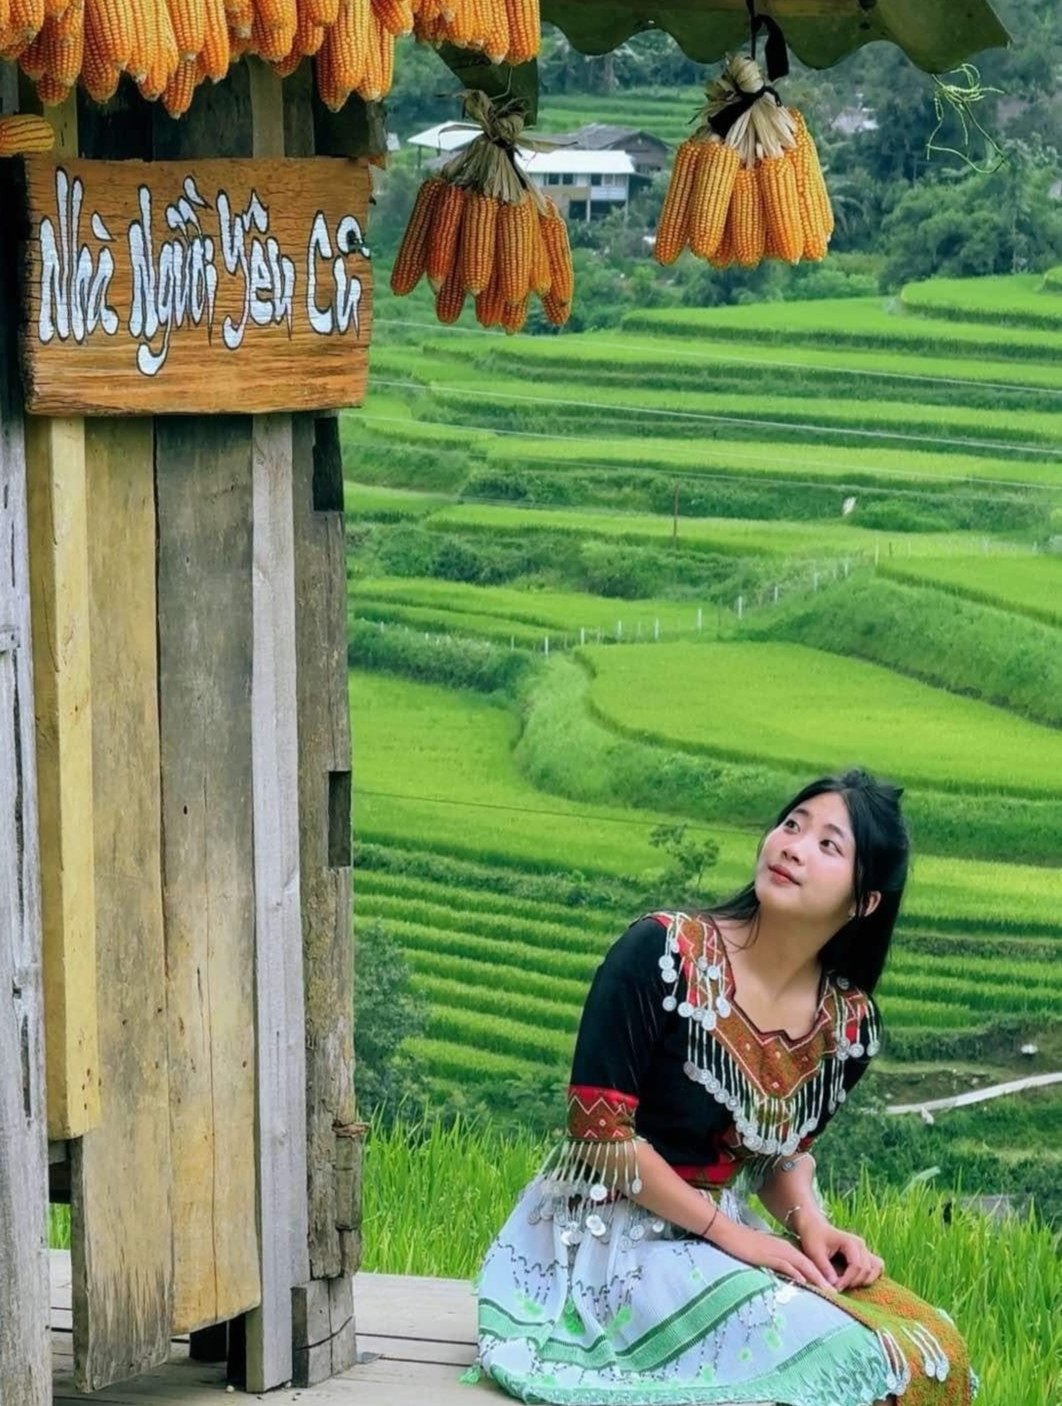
473, 769, 976, 1406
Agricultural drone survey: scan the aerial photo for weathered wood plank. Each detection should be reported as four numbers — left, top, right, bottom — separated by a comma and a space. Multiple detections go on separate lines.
156, 414, 260, 1336
242, 63, 310, 1394
18, 82, 101, 1144
71, 417, 174, 1390
244, 409, 311, 1391
0, 68, 50, 1406
295, 411, 356, 1281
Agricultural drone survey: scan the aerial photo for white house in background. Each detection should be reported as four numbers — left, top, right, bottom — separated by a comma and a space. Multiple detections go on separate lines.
406, 121, 479, 157
516, 149, 635, 222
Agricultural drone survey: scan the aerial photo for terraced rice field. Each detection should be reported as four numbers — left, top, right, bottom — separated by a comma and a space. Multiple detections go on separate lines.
347, 270, 1062, 1210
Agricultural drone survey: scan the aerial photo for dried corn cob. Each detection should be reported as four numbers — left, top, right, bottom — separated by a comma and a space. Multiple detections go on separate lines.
529, 217, 551, 297
0, 112, 54, 153
788, 106, 833, 256
539, 197, 572, 304
390, 175, 444, 295
161, 52, 198, 113
370, 0, 408, 35
9, 0, 44, 46
496, 192, 533, 305
654, 137, 698, 266
434, 267, 466, 325
540, 289, 570, 327
729, 165, 765, 268
474, 268, 505, 329
302, 0, 336, 27
164, 0, 203, 58
199, 0, 229, 78
459, 191, 499, 296
758, 152, 803, 263
688, 138, 740, 260
500, 295, 528, 336
425, 180, 466, 291
504, 0, 536, 64
84, 0, 131, 69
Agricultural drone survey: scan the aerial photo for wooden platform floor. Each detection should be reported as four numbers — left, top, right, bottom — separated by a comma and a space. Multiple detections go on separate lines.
50, 1252, 487, 1404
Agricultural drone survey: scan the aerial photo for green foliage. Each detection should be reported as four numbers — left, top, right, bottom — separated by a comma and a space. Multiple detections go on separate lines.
648, 822, 720, 905
353, 918, 427, 1120
348, 618, 532, 694
740, 574, 1062, 727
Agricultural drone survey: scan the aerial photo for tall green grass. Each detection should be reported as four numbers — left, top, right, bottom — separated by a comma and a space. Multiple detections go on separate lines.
360, 1118, 1062, 1406
879, 555, 1062, 629
900, 273, 1062, 330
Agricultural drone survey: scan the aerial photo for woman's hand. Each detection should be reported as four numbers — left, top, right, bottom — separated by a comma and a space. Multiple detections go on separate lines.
709, 1221, 836, 1292
796, 1219, 884, 1292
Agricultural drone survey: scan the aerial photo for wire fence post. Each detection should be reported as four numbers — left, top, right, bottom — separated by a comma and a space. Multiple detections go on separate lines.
580, 627, 586, 646
737, 595, 744, 621
697, 607, 703, 633
544, 635, 550, 656
654, 618, 660, 641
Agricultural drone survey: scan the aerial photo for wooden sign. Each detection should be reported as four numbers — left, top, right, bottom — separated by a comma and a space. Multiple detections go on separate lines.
18, 157, 373, 416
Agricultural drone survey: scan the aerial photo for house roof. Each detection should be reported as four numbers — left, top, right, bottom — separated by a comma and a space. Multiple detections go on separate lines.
558, 123, 671, 152
517, 149, 636, 176
538, 0, 1010, 75
405, 122, 480, 153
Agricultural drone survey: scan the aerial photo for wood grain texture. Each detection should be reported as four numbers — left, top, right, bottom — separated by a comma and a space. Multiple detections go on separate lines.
295, 412, 355, 1282
19, 154, 373, 417
245, 410, 311, 1392
155, 415, 260, 1336
22, 408, 100, 1141
0, 69, 50, 1389
71, 416, 174, 1391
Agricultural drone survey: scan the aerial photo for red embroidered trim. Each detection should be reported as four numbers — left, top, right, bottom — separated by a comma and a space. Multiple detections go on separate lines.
567, 1084, 638, 1141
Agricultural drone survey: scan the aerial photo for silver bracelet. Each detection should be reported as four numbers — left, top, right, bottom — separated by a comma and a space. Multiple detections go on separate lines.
782, 1204, 802, 1230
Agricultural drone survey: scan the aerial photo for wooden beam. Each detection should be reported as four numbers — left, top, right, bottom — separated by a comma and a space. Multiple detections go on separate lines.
155, 414, 260, 1337
19, 84, 102, 1143
240, 62, 314, 1393
71, 416, 174, 1391
149, 60, 263, 1345
0, 65, 50, 1406
245, 409, 310, 1392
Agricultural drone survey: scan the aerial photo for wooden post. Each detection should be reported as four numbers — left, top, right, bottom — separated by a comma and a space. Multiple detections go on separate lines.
0, 64, 49, 1406
243, 62, 310, 1394
72, 416, 174, 1390
18, 79, 101, 1144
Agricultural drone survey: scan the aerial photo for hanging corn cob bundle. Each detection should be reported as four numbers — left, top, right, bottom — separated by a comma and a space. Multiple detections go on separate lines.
411, 0, 539, 66
390, 89, 574, 333
655, 17, 833, 272
0, 111, 54, 154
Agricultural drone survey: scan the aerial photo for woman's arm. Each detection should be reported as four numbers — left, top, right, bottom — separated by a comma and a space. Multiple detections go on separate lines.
625, 1141, 836, 1291
757, 1155, 882, 1292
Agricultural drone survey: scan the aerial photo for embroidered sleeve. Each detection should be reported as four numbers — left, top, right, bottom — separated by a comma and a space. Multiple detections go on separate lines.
539, 916, 669, 1208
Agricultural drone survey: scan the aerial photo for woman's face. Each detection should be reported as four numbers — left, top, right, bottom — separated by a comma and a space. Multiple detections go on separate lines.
755, 790, 870, 928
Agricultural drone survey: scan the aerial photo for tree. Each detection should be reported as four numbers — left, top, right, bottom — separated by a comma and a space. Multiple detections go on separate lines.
354, 918, 427, 1121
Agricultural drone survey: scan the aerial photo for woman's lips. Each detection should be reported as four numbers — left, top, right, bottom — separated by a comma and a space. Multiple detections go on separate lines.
768, 865, 798, 885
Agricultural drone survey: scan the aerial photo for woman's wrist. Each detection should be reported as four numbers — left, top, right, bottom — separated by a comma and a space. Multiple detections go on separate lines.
787, 1203, 830, 1237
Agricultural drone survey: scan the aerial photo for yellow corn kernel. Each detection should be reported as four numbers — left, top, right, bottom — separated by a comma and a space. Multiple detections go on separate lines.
757, 153, 803, 264
9, 0, 44, 43
223, 0, 252, 38
729, 165, 766, 268
688, 139, 740, 261
788, 106, 834, 245
459, 191, 499, 296
495, 193, 533, 305
503, 0, 535, 63
391, 175, 444, 296
540, 289, 570, 327
302, 0, 336, 25
200, 0, 229, 78
539, 197, 572, 304
0, 112, 54, 153
434, 267, 467, 326
654, 137, 700, 266
160, 50, 197, 111
529, 218, 551, 297
370, 0, 409, 34
126, 0, 152, 82
425, 180, 466, 291
500, 296, 528, 336
164, 0, 202, 58
84, 0, 131, 67
474, 267, 505, 329
481, 0, 507, 63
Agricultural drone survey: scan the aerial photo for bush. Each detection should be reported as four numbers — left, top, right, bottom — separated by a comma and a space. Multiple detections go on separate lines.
353, 918, 427, 1121
348, 619, 532, 694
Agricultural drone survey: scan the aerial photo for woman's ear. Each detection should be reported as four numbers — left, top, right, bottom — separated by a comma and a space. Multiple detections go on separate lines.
850, 891, 882, 920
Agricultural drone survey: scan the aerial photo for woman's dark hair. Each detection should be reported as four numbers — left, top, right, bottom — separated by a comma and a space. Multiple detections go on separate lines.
704, 768, 910, 995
